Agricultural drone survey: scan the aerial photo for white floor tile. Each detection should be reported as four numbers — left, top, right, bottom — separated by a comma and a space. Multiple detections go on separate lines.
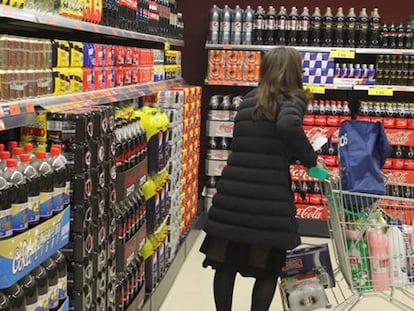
160, 232, 414, 311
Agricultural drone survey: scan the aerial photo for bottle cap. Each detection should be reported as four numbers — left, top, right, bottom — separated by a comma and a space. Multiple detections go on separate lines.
36, 151, 47, 160
6, 159, 17, 168
50, 147, 60, 156
8, 141, 17, 151
13, 147, 23, 156
0, 144, 4, 152
0, 151, 10, 160
24, 143, 33, 152
20, 154, 30, 163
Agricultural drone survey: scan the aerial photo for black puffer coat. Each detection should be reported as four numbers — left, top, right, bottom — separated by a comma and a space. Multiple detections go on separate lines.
204, 89, 317, 250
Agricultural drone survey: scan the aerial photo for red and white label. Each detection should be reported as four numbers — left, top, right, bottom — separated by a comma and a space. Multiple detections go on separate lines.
296, 204, 328, 220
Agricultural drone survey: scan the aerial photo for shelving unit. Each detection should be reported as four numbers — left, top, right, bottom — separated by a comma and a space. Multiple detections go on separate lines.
0, 4, 184, 47
204, 42, 414, 238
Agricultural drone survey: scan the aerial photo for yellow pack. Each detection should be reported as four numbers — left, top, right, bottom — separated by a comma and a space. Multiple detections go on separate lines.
70, 67, 83, 94
52, 40, 70, 68
53, 68, 70, 95
70, 41, 84, 68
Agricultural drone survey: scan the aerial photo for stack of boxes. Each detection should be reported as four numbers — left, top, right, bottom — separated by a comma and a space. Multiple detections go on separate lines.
44, 107, 115, 310
179, 86, 202, 237
165, 50, 182, 80
207, 50, 261, 84
301, 52, 335, 85
153, 49, 166, 82
158, 88, 184, 262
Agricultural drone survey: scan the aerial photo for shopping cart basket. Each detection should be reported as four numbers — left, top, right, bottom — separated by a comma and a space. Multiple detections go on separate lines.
309, 167, 414, 311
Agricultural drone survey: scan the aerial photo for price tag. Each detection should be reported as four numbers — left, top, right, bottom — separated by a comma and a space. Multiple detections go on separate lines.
304, 84, 326, 94
9, 103, 20, 115
368, 86, 394, 96
330, 48, 355, 59
164, 40, 171, 51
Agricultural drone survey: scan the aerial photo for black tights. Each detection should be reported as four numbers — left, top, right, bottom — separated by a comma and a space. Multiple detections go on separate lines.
213, 268, 278, 311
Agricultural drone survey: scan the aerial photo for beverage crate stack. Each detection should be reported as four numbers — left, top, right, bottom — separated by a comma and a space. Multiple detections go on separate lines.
178, 86, 202, 237
45, 106, 116, 310
157, 89, 184, 263
112, 103, 148, 311
205, 94, 242, 210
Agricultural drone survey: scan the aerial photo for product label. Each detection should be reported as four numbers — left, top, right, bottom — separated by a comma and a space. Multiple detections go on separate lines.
12, 202, 28, 231
58, 276, 67, 300
52, 187, 65, 212
371, 258, 390, 274
48, 284, 59, 309
0, 208, 12, 238
39, 192, 53, 218
38, 293, 49, 311
27, 195, 40, 223
25, 301, 38, 311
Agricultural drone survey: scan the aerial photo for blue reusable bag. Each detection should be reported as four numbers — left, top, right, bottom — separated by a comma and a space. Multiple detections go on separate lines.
338, 120, 391, 210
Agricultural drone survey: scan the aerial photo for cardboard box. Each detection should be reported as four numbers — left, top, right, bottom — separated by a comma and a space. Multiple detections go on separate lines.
205, 159, 227, 176
207, 120, 234, 137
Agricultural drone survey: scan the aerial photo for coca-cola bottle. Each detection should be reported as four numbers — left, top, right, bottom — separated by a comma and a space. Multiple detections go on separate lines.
299, 7, 311, 46
380, 24, 390, 48
405, 24, 413, 49
346, 8, 358, 47
397, 23, 406, 49
265, 6, 277, 45
220, 95, 232, 110
311, 7, 322, 46
277, 6, 288, 45
358, 8, 369, 47
288, 6, 299, 45
208, 137, 218, 150
334, 7, 346, 47
220, 5, 232, 44
369, 8, 381, 47
254, 6, 266, 45
389, 24, 398, 48
219, 137, 231, 150
323, 7, 334, 47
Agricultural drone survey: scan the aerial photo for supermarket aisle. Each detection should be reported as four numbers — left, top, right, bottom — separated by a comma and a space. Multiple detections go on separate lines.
160, 231, 412, 311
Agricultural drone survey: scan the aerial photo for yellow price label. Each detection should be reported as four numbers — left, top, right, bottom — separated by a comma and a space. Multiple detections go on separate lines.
304, 84, 326, 94
368, 86, 394, 96
164, 40, 171, 51
329, 48, 355, 59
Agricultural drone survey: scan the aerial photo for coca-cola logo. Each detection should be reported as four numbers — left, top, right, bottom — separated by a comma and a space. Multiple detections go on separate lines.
282, 258, 303, 271
290, 166, 311, 181
296, 205, 326, 220
386, 131, 411, 145
386, 170, 408, 184
218, 123, 234, 133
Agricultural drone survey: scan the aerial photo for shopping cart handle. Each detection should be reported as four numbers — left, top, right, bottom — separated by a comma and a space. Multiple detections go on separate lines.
308, 166, 329, 181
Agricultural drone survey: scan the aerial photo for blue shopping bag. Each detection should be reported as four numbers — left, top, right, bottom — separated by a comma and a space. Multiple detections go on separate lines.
338, 120, 391, 210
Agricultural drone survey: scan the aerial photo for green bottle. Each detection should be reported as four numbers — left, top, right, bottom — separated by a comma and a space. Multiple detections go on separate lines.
346, 230, 371, 292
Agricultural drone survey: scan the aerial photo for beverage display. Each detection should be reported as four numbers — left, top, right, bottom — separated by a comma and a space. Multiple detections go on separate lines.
18, 274, 38, 311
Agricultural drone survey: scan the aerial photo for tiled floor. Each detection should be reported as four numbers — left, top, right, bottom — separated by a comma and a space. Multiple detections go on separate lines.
160, 232, 414, 311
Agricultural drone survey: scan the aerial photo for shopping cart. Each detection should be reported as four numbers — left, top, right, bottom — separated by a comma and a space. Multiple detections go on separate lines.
308, 167, 414, 311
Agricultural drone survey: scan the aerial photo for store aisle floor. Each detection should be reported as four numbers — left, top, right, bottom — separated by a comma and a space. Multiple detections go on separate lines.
160, 231, 412, 311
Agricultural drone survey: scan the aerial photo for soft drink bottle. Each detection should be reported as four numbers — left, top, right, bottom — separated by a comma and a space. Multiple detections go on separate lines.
277, 6, 288, 45
0, 151, 9, 172
0, 292, 10, 311
4, 159, 28, 234
12, 147, 23, 164
231, 5, 243, 45
380, 24, 390, 48
219, 5, 232, 44
346, 8, 358, 47
397, 23, 406, 49
52, 251, 67, 303
18, 274, 38, 311
31, 266, 49, 311
242, 5, 255, 45
311, 7, 322, 46
209, 95, 222, 110
288, 6, 299, 45
254, 6, 266, 45
208, 137, 218, 150
405, 24, 413, 49
367, 217, 391, 291
346, 229, 371, 291
322, 7, 334, 47
18, 154, 40, 227
2, 285, 25, 311
358, 8, 369, 47
388, 224, 409, 287
7, 141, 17, 155
299, 7, 311, 46
265, 6, 277, 46
47, 146, 66, 214
31, 151, 54, 220
369, 8, 381, 47
42, 258, 59, 311
334, 7, 346, 47
50, 145, 70, 209
208, 4, 221, 44
0, 174, 11, 239
23, 143, 35, 162
220, 95, 232, 110
389, 24, 397, 48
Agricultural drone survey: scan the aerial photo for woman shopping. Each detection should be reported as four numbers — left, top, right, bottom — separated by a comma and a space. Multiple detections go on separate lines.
201, 47, 320, 311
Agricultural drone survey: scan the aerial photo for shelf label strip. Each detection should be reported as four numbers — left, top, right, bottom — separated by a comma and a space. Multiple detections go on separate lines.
304, 84, 326, 94
368, 86, 394, 96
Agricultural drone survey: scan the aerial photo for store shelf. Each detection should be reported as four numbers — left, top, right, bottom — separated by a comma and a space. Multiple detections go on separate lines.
206, 43, 414, 56
0, 4, 184, 47
205, 79, 258, 87
0, 79, 184, 115
353, 84, 414, 93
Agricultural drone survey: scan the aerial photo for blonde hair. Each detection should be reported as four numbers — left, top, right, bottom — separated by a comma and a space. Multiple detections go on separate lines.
254, 47, 311, 121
